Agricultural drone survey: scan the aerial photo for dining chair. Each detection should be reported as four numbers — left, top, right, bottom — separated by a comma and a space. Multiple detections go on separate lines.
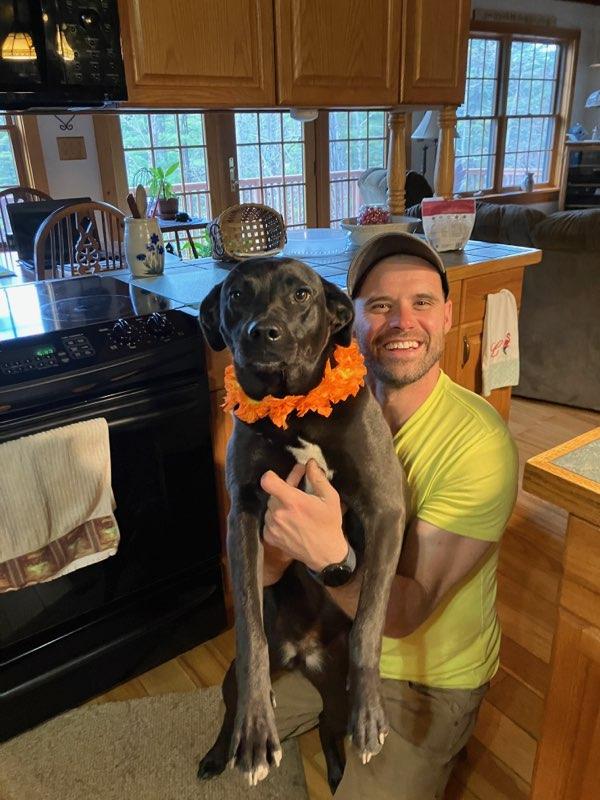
0, 186, 52, 273
33, 200, 126, 281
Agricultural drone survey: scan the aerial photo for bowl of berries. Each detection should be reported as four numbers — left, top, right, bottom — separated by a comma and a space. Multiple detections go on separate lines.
340, 205, 419, 245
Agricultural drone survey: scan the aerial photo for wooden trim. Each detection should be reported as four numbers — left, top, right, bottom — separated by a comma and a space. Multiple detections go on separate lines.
466, 188, 559, 205
434, 106, 457, 197
471, 21, 581, 41
12, 116, 49, 194
303, 120, 318, 228
387, 111, 407, 213
204, 113, 238, 215
314, 110, 330, 227
92, 115, 129, 213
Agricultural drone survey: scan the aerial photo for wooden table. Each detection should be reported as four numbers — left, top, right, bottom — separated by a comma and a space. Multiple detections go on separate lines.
524, 428, 600, 800
157, 217, 208, 259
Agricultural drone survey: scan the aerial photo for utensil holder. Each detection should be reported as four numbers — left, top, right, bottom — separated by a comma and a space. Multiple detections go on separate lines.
124, 217, 165, 277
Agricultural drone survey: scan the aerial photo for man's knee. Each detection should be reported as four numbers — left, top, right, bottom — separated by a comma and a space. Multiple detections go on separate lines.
272, 671, 323, 741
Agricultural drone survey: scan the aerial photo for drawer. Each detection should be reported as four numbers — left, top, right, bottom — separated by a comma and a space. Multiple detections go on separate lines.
461, 267, 524, 324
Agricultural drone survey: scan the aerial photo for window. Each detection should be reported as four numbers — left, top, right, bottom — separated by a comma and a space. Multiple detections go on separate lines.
0, 115, 21, 190
120, 113, 212, 219
329, 111, 387, 225
455, 30, 569, 195
234, 112, 307, 228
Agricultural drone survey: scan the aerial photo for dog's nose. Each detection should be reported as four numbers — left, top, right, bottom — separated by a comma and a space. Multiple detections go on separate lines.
247, 321, 282, 342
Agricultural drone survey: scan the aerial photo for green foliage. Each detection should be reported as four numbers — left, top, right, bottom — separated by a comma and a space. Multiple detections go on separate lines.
181, 231, 212, 259
133, 162, 179, 199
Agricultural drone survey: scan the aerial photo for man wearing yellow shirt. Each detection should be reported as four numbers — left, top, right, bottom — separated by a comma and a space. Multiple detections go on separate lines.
260, 232, 518, 799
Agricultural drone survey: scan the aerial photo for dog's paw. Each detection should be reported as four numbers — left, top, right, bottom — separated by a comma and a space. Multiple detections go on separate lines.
347, 667, 389, 763
197, 745, 228, 781
230, 696, 283, 786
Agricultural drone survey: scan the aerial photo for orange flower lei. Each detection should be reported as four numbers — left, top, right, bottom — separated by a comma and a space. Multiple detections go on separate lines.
222, 339, 367, 430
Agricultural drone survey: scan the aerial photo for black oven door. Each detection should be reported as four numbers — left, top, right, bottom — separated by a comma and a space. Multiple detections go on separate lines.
0, 374, 226, 739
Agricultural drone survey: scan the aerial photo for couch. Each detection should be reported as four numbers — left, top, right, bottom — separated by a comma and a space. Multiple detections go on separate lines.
405, 202, 600, 411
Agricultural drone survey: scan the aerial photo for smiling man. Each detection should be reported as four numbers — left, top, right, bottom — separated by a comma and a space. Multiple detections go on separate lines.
260, 233, 518, 799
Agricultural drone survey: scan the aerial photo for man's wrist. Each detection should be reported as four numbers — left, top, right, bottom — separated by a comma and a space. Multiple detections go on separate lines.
307, 529, 349, 572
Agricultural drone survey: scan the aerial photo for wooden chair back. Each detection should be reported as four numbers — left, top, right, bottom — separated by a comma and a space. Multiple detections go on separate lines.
33, 201, 125, 281
0, 186, 52, 272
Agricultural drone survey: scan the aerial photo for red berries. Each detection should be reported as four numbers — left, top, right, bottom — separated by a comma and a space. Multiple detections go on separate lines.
357, 205, 391, 225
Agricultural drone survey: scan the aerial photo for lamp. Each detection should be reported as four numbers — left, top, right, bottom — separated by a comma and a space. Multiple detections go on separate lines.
411, 111, 440, 176
1, 0, 37, 61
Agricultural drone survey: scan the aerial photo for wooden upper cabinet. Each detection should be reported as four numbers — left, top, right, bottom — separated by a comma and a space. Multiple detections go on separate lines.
118, 0, 276, 106
274, 0, 402, 106
400, 0, 471, 105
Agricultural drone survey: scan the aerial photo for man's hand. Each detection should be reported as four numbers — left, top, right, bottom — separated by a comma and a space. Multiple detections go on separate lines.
261, 459, 348, 584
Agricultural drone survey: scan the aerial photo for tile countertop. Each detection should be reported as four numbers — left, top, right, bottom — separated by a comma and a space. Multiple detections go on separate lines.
523, 428, 600, 527
111, 233, 542, 310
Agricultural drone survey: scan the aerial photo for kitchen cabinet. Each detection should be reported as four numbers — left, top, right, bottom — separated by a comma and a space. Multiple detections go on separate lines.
400, 0, 471, 105
274, 0, 402, 106
524, 430, 600, 800
118, 0, 469, 108
117, 0, 276, 106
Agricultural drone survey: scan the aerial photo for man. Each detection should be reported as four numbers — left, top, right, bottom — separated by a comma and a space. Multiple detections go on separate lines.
260, 233, 518, 799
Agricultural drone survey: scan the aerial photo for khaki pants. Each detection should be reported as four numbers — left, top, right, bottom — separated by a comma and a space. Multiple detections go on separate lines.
274, 670, 488, 799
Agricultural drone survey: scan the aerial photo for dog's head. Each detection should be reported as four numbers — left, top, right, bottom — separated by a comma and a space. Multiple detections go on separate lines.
199, 257, 354, 399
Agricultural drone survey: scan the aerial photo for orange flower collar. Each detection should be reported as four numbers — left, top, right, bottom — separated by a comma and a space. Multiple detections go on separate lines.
222, 340, 367, 429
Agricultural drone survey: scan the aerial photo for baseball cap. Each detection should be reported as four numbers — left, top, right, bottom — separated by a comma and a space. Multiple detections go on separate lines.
347, 232, 449, 299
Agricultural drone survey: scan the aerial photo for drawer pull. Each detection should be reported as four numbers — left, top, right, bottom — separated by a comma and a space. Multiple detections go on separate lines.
461, 336, 471, 368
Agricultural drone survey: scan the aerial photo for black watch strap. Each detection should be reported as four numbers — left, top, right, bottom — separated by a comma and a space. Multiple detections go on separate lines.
309, 542, 357, 587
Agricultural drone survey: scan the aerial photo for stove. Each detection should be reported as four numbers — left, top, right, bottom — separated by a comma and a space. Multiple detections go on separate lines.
0, 276, 200, 416
0, 276, 226, 740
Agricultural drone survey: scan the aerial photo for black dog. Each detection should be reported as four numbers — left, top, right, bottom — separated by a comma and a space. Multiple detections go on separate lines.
198, 257, 406, 790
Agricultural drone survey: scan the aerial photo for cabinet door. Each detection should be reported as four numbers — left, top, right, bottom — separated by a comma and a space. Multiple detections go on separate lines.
400, 0, 470, 104
456, 321, 512, 421
275, 0, 401, 106
441, 326, 459, 382
118, 0, 276, 106
531, 610, 600, 800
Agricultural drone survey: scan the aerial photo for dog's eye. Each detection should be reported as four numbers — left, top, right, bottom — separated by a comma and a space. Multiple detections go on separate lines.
229, 289, 242, 301
294, 288, 310, 303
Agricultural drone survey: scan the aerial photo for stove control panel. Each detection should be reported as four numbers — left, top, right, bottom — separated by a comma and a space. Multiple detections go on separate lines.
0, 311, 201, 385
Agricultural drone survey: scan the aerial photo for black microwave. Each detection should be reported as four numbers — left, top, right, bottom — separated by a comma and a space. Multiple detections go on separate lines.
0, 0, 127, 110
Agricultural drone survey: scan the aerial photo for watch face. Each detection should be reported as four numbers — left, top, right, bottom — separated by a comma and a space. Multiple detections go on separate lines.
322, 564, 354, 587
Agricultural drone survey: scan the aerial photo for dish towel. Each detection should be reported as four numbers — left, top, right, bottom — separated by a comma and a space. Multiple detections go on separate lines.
481, 289, 520, 397
0, 418, 120, 593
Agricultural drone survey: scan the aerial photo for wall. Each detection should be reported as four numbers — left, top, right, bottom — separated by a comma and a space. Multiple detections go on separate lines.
35, 114, 102, 201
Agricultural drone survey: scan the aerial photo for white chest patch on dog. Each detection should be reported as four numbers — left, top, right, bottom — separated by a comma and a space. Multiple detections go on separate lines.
286, 437, 333, 494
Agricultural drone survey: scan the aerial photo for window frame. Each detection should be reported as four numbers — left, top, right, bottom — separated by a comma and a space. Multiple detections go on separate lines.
455, 21, 579, 199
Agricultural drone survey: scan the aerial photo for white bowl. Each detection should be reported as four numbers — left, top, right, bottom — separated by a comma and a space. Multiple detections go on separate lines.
340, 216, 419, 246
283, 228, 349, 257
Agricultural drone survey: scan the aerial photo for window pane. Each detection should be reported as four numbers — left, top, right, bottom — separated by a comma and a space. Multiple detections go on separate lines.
259, 113, 281, 143
349, 139, 367, 171
178, 114, 204, 146
0, 131, 18, 188
181, 148, 207, 185
237, 144, 260, 180
483, 40, 499, 79
261, 144, 283, 178
368, 139, 384, 167
349, 111, 368, 138
482, 79, 496, 116
235, 113, 258, 144
282, 114, 302, 142
330, 112, 348, 140
120, 114, 150, 148
368, 111, 385, 138
150, 114, 178, 147
330, 141, 348, 172
284, 142, 303, 179
124, 150, 152, 184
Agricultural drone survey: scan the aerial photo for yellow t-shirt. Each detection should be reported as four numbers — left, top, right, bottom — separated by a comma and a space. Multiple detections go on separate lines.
379, 371, 518, 689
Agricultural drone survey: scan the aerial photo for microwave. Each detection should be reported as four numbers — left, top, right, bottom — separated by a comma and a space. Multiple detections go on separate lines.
0, 0, 127, 110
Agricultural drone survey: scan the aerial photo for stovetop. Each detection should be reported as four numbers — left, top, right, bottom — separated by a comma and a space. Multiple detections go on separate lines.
0, 276, 184, 342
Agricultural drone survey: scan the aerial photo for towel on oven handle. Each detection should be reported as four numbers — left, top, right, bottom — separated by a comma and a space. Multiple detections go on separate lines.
0, 418, 120, 593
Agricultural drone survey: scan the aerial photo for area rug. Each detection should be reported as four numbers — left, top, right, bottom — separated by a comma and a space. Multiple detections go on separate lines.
0, 687, 309, 800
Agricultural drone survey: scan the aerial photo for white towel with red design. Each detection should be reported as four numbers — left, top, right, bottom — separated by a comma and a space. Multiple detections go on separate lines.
482, 289, 520, 397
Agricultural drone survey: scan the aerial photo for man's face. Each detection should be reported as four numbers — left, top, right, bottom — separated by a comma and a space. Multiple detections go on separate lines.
353, 255, 452, 389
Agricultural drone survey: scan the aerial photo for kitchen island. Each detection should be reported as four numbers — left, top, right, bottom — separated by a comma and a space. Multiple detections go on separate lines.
524, 428, 600, 800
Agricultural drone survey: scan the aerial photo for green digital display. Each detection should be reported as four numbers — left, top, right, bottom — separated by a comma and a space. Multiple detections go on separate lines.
34, 346, 56, 357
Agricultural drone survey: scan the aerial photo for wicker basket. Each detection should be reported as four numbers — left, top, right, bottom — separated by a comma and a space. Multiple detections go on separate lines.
209, 203, 287, 261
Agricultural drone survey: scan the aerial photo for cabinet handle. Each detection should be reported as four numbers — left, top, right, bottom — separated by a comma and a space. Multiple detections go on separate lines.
461, 336, 471, 368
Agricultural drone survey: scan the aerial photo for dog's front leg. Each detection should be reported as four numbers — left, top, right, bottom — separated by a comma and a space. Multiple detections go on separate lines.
227, 505, 282, 786
348, 507, 405, 763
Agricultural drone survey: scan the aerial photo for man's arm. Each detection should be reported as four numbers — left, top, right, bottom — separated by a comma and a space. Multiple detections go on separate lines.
325, 517, 494, 637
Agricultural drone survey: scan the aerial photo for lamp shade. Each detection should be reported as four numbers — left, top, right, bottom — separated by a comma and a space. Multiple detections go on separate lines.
586, 90, 600, 108
411, 110, 439, 141
1, 31, 36, 61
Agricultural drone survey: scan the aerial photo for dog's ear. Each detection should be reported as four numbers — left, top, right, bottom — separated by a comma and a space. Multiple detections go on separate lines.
322, 278, 354, 347
199, 283, 226, 351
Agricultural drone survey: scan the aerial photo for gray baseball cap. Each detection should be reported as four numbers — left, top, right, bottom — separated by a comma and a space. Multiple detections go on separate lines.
347, 232, 449, 299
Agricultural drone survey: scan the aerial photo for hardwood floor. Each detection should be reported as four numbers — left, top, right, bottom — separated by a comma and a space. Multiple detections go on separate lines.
92, 396, 600, 799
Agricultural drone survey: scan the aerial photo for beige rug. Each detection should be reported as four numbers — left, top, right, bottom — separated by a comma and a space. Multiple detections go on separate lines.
0, 687, 308, 800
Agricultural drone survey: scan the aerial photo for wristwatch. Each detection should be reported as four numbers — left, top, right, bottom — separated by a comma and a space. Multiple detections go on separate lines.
309, 542, 357, 587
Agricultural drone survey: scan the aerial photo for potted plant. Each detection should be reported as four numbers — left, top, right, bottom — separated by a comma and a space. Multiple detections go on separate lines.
133, 163, 179, 220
